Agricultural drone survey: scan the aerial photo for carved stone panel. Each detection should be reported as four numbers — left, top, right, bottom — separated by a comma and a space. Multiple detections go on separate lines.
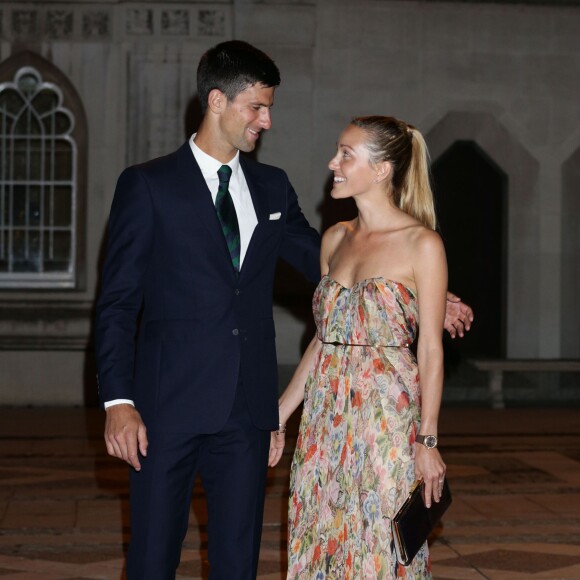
198, 9, 226, 37
47, 10, 74, 40
126, 8, 153, 35
13, 10, 39, 38
161, 9, 190, 36
82, 10, 110, 39
0, 4, 233, 42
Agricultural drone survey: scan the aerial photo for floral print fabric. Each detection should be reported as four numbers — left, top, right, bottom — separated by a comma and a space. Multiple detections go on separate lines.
288, 276, 431, 579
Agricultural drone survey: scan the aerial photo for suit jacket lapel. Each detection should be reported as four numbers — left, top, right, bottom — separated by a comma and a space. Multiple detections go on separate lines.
175, 143, 236, 274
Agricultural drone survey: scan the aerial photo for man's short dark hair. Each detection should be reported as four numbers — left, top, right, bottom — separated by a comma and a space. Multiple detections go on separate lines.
197, 40, 281, 113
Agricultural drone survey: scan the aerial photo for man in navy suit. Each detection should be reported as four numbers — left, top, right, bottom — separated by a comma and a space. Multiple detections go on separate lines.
96, 40, 473, 579
96, 41, 320, 579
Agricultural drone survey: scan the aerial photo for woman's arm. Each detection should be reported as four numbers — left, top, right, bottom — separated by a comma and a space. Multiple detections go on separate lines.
278, 335, 323, 426
412, 229, 448, 506
268, 227, 338, 467
268, 334, 324, 466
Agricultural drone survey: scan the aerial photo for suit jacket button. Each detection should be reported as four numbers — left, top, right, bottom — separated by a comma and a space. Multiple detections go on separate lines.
234, 289, 240, 295
232, 329, 239, 336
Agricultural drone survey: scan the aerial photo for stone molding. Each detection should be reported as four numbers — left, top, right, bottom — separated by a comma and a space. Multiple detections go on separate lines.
403, 0, 580, 4
0, 300, 93, 350
389, 0, 580, 4
0, 336, 91, 350
0, 3, 232, 42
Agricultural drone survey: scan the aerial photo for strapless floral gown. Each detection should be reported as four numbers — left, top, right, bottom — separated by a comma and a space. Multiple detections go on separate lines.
287, 275, 431, 579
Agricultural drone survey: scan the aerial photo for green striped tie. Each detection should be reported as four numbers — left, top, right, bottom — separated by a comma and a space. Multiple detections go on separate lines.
215, 165, 240, 271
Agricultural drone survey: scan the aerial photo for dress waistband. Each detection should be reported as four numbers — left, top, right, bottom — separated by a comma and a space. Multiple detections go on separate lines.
322, 341, 410, 348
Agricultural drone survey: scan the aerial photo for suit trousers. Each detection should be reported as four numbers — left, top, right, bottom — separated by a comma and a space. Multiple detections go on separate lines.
126, 384, 271, 580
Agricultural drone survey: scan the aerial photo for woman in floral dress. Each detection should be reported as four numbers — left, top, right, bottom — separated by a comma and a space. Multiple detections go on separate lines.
271, 116, 448, 579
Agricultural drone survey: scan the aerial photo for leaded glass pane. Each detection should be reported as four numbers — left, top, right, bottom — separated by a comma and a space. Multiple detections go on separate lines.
13, 140, 28, 175
53, 186, 72, 226
54, 141, 73, 180
12, 229, 25, 262
29, 186, 41, 226
32, 88, 58, 113
18, 72, 39, 95
0, 187, 7, 225
30, 146, 42, 180
43, 150, 53, 181
15, 112, 43, 135
52, 231, 70, 260
53, 111, 73, 135
0, 91, 24, 116
12, 186, 26, 225
0, 230, 7, 269
44, 230, 70, 271
0, 66, 76, 287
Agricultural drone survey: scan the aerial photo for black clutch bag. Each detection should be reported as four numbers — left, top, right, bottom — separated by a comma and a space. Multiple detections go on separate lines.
392, 478, 452, 566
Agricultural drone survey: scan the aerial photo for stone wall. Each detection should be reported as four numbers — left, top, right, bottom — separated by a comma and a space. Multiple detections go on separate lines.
0, 0, 579, 404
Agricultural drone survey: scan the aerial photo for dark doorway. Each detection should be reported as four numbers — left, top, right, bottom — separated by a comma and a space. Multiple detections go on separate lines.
432, 140, 507, 362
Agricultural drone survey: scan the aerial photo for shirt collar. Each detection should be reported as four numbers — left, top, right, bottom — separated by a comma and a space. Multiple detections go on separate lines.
189, 134, 240, 180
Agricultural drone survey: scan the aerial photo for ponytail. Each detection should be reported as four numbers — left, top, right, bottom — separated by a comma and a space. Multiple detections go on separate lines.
399, 128, 437, 230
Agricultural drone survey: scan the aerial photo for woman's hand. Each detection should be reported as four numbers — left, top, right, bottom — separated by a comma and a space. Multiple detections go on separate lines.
414, 445, 446, 508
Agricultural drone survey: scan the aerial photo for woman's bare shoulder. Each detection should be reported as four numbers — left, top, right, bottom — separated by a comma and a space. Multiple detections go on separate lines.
406, 223, 442, 249
405, 227, 446, 280
325, 219, 356, 236
320, 220, 355, 269
322, 219, 354, 245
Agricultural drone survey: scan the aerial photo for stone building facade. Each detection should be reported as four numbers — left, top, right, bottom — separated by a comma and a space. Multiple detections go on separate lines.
0, 0, 578, 404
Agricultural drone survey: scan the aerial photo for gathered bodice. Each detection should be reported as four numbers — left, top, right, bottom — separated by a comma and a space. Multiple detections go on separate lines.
313, 275, 418, 347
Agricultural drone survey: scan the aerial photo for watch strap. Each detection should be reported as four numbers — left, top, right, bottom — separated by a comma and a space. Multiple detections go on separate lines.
416, 434, 438, 448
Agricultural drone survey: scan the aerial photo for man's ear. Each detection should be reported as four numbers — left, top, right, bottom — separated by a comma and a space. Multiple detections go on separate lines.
207, 89, 226, 114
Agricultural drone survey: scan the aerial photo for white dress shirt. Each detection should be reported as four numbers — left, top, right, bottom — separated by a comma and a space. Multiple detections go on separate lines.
105, 136, 258, 410
188, 134, 258, 266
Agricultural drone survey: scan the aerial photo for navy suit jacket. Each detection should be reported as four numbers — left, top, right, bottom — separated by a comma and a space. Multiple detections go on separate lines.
95, 142, 321, 434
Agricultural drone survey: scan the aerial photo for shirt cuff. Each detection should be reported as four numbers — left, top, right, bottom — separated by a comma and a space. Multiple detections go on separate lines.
104, 399, 135, 409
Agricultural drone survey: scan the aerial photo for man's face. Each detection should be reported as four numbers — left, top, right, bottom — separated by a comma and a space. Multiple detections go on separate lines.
218, 83, 275, 153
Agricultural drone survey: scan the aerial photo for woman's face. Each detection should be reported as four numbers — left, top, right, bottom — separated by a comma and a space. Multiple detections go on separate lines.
328, 124, 378, 200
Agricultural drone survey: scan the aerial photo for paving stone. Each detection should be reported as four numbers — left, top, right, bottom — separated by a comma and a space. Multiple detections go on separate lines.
438, 548, 580, 573
0, 407, 578, 578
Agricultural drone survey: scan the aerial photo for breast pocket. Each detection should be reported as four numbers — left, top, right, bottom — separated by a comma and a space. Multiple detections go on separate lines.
258, 220, 283, 244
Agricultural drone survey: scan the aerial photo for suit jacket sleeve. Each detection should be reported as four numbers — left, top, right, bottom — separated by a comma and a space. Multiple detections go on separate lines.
278, 177, 321, 283
95, 166, 154, 406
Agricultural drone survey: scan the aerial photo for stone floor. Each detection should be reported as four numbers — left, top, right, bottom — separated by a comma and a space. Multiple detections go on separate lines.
0, 406, 579, 579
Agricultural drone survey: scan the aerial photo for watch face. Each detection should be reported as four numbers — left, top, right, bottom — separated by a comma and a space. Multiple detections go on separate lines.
424, 435, 438, 448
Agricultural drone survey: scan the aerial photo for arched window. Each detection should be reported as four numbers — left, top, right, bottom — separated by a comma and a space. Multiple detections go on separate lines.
0, 54, 86, 289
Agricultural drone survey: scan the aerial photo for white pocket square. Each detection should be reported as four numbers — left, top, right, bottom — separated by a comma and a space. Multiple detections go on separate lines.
269, 212, 281, 220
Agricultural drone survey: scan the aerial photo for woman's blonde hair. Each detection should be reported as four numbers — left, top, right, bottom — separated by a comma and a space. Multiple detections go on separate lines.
351, 115, 437, 230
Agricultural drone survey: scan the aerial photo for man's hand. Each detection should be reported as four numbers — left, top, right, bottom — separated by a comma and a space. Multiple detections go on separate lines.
104, 404, 148, 471
268, 430, 285, 467
444, 291, 474, 338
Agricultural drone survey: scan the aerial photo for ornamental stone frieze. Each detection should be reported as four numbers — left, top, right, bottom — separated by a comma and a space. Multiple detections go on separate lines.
0, 3, 232, 42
